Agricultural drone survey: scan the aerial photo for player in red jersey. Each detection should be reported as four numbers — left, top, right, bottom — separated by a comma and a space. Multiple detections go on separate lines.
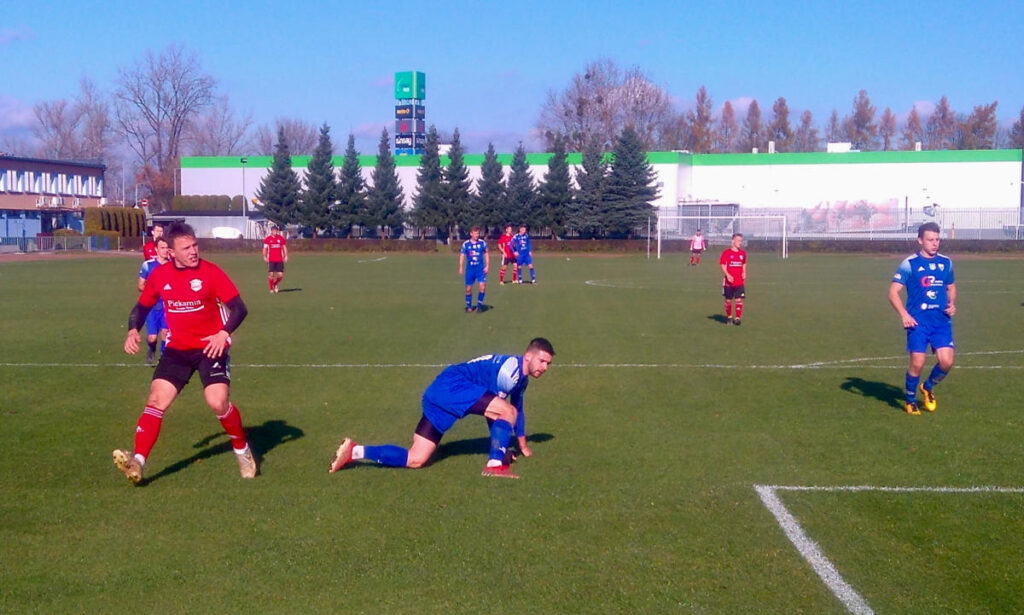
719, 233, 747, 325
497, 224, 517, 284
114, 222, 255, 484
262, 224, 288, 293
141, 222, 163, 260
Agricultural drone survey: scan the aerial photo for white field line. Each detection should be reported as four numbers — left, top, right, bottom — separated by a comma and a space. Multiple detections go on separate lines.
755, 484, 1024, 614
356, 256, 388, 263
1, 349, 1021, 370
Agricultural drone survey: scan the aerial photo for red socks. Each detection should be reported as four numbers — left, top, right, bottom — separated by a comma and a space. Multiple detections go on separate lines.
217, 403, 249, 451
268, 277, 274, 290
134, 405, 165, 461
736, 302, 744, 318
724, 302, 732, 317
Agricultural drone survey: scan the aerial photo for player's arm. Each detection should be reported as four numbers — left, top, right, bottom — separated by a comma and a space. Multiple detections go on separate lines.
282, 243, 288, 263
458, 252, 465, 274
125, 301, 153, 354
262, 243, 269, 262
201, 295, 248, 358
483, 247, 490, 274
741, 263, 747, 282
887, 281, 917, 328
513, 395, 531, 457
720, 262, 732, 283
137, 276, 146, 293
945, 283, 957, 316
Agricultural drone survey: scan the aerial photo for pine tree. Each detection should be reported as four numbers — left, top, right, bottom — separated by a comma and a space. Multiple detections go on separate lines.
474, 142, 506, 234
367, 128, 406, 238
444, 128, 472, 239
571, 136, 607, 237
333, 134, 366, 237
768, 97, 794, 152
411, 126, 446, 241
539, 133, 572, 237
301, 123, 337, 237
506, 142, 538, 230
603, 126, 658, 238
256, 126, 302, 228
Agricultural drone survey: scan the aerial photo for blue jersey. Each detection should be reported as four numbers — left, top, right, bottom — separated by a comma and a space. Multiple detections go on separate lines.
892, 252, 955, 324
460, 238, 487, 268
139, 258, 161, 280
423, 354, 528, 436
512, 233, 532, 256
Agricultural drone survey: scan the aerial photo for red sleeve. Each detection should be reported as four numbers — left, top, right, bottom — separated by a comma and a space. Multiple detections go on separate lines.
719, 250, 728, 265
210, 263, 241, 303
139, 268, 161, 308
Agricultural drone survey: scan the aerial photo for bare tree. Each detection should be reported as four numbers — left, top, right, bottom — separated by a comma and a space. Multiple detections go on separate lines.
32, 99, 82, 159
255, 117, 318, 155
536, 59, 674, 152
901, 106, 924, 150
186, 95, 253, 156
1009, 104, 1024, 149
767, 97, 793, 152
792, 110, 819, 152
954, 101, 999, 149
686, 86, 716, 153
924, 96, 956, 150
843, 90, 877, 150
740, 100, 764, 152
878, 107, 897, 151
114, 45, 215, 208
715, 101, 739, 153
76, 78, 112, 161
825, 109, 843, 143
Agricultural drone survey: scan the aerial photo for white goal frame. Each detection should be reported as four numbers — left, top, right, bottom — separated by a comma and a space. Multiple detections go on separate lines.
656, 215, 788, 259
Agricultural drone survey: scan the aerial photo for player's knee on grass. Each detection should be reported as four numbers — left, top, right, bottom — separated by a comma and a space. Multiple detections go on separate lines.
407, 435, 436, 468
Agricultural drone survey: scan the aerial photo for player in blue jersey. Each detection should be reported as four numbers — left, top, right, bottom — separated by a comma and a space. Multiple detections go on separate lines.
137, 237, 170, 365
512, 224, 536, 284
458, 225, 489, 312
887, 222, 957, 415
329, 337, 555, 479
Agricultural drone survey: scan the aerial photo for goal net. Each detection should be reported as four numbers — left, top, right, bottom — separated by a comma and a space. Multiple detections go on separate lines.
656, 215, 788, 259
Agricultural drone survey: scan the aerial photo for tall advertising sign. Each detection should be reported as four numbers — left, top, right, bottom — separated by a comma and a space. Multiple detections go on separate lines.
394, 71, 426, 156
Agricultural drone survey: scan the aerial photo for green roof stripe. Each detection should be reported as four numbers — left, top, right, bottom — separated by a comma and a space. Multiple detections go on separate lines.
180, 149, 1021, 169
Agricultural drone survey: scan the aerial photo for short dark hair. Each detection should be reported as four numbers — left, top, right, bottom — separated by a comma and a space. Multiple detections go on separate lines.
470, 225, 481, 233
165, 222, 196, 245
732, 232, 743, 239
918, 222, 940, 238
151, 222, 164, 230
526, 337, 555, 356
155, 237, 169, 247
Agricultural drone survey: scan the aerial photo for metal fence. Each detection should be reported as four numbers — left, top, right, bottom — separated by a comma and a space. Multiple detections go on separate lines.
0, 235, 116, 253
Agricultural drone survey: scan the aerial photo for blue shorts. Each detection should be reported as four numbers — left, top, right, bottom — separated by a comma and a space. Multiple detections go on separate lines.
906, 318, 954, 354
145, 303, 166, 335
464, 267, 486, 286
421, 368, 491, 434
516, 254, 532, 267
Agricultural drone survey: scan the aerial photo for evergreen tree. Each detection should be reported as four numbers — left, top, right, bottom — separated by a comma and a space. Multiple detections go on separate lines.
925, 96, 956, 150
506, 142, 538, 230
844, 90, 877, 150
444, 128, 472, 239
333, 134, 366, 237
767, 97, 794, 152
571, 136, 607, 237
687, 86, 716, 153
603, 126, 658, 238
715, 101, 739, 153
740, 100, 764, 152
474, 142, 507, 234
538, 133, 572, 237
256, 126, 302, 228
900, 106, 925, 150
300, 123, 337, 237
411, 126, 446, 241
367, 128, 406, 238
793, 110, 819, 152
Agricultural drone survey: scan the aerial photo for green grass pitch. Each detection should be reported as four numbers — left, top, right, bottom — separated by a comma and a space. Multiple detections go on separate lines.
1, 249, 1022, 614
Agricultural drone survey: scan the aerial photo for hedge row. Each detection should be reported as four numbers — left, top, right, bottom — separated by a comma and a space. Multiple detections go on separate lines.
170, 195, 243, 213
84, 207, 147, 237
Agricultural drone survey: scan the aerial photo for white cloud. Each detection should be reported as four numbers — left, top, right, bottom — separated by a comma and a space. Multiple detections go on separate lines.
0, 95, 34, 131
0, 26, 34, 45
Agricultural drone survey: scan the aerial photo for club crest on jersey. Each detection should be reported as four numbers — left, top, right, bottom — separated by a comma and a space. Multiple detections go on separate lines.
929, 263, 936, 270
938, 263, 945, 271
190, 279, 203, 292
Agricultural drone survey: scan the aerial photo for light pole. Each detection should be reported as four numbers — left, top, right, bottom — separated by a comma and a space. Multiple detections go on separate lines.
240, 157, 247, 217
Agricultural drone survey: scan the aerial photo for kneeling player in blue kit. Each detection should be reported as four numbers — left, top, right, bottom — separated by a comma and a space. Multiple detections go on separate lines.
329, 338, 554, 479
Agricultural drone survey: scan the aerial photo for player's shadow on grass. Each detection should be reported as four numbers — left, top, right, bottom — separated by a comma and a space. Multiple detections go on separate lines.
431, 433, 554, 464
707, 314, 731, 324
840, 377, 905, 410
141, 419, 305, 484
277, 287, 302, 293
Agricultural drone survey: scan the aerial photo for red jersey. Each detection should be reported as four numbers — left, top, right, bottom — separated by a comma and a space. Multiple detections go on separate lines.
497, 233, 515, 259
263, 234, 287, 262
719, 248, 747, 287
142, 241, 157, 260
139, 260, 241, 350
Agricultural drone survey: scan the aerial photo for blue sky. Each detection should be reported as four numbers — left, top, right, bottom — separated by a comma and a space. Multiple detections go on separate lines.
2, 0, 1022, 154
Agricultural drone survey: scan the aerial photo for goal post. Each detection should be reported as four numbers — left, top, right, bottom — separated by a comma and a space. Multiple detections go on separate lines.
656, 215, 788, 259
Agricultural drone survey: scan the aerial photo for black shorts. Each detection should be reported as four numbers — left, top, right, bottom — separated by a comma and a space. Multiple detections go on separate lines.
691, 248, 704, 254
268, 261, 285, 273
722, 285, 746, 300
501, 254, 516, 267
153, 347, 231, 392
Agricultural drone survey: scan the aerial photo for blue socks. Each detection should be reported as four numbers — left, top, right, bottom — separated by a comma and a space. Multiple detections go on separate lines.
905, 372, 920, 403
488, 419, 513, 463
477, 291, 485, 306
924, 365, 949, 391
362, 445, 409, 467
530, 269, 536, 282
465, 292, 472, 308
